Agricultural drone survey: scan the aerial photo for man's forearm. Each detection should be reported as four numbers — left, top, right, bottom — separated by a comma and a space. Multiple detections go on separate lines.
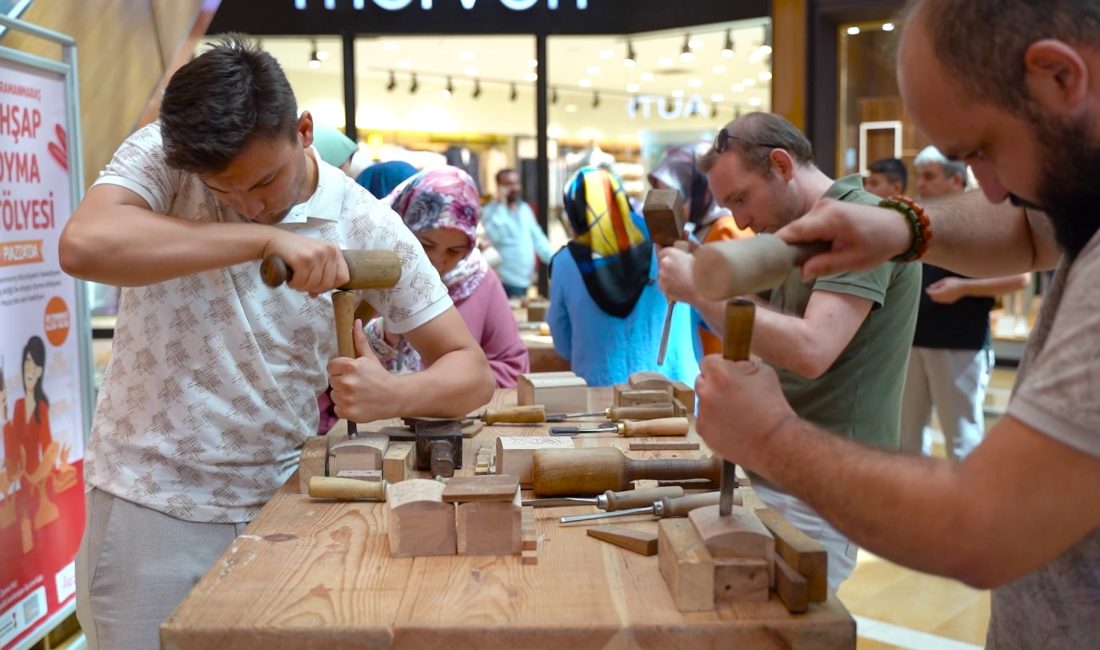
921, 193, 1059, 275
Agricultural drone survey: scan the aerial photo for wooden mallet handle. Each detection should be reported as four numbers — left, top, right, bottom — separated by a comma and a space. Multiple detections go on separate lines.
309, 476, 386, 501
261, 249, 403, 290
607, 404, 675, 421
693, 234, 829, 300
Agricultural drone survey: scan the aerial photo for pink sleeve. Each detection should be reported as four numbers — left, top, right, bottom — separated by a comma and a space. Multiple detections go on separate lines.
455, 273, 529, 387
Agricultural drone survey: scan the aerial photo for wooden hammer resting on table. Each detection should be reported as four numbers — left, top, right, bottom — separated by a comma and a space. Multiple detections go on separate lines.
261, 249, 403, 438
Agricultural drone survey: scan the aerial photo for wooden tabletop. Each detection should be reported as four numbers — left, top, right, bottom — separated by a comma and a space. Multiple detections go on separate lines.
161, 389, 855, 650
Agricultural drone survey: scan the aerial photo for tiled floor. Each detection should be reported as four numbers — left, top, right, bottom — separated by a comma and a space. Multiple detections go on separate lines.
835, 367, 1017, 649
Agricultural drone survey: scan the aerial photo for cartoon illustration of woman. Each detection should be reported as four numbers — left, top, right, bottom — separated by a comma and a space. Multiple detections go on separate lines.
1, 337, 60, 553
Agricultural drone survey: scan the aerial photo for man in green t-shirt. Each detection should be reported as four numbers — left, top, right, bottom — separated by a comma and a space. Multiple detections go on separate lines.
657, 111, 920, 589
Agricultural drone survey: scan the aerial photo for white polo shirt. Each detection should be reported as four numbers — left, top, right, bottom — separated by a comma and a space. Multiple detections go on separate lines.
85, 123, 450, 523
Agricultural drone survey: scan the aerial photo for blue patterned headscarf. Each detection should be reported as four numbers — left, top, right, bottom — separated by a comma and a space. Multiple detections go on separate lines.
357, 161, 417, 199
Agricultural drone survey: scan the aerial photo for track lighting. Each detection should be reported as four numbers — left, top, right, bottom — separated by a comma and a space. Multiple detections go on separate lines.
722, 29, 734, 58
623, 40, 636, 67
386, 70, 396, 92
592, 91, 600, 108
472, 79, 482, 99
551, 86, 559, 104
308, 39, 322, 69
409, 73, 419, 94
442, 75, 453, 98
679, 34, 693, 63
509, 82, 518, 102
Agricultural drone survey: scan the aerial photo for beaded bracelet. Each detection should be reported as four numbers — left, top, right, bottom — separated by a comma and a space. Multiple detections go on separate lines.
880, 195, 931, 262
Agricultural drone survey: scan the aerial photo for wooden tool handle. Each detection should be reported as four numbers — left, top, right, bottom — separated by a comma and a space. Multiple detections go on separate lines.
603, 486, 684, 511
261, 250, 403, 290
532, 447, 629, 496
624, 454, 721, 483
308, 476, 386, 501
693, 235, 830, 301
607, 403, 675, 421
656, 491, 733, 517
332, 291, 357, 359
619, 417, 690, 437
484, 404, 546, 424
723, 300, 755, 361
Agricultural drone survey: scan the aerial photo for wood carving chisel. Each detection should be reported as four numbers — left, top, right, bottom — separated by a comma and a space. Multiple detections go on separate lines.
477, 403, 676, 424
550, 416, 689, 437
522, 486, 684, 509
719, 299, 754, 516
559, 491, 733, 523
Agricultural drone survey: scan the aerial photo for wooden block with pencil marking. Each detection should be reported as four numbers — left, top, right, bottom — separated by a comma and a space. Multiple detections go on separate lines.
755, 507, 828, 602
495, 435, 574, 488
587, 526, 659, 556
516, 371, 588, 412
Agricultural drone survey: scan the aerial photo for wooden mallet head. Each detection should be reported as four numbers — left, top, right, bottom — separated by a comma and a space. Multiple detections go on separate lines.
261, 249, 403, 291
692, 235, 830, 300
642, 189, 686, 247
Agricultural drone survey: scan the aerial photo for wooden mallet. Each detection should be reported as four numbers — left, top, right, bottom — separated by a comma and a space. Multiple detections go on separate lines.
692, 234, 829, 300
642, 189, 691, 366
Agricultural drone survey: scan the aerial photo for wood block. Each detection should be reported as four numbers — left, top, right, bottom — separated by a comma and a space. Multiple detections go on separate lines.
713, 557, 770, 602
516, 371, 588, 413
628, 441, 700, 452
671, 381, 695, 413
587, 526, 658, 556
474, 446, 494, 476
658, 518, 715, 612
619, 389, 672, 406
526, 300, 548, 322
328, 434, 389, 477
456, 487, 522, 556
773, 553, 809, 613
688, 505, 775, 583
385, 479, 456, 557
755, 507, 828, 602
521, 506, 537, 551
495, 435, 575, 488
297, 436, 329, 495
521, 549, 538, 565
628, 371, 671, 391
382, 441, 416, 484
443, 475, 520, 502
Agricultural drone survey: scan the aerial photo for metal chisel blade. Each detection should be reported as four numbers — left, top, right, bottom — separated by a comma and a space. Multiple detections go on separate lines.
718, 460, 736, 516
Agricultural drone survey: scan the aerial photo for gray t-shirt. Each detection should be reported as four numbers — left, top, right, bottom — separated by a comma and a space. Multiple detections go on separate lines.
988, 232, 1100, 648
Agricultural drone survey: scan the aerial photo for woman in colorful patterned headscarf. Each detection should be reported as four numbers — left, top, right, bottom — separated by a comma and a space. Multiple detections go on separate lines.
364, 166, 528, 386
546, 166, 698, 386
650, 142, 753, 358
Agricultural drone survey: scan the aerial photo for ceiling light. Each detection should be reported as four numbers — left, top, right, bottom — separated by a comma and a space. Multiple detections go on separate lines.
586, 65, 600, 75
626, 83, 639, 93
551, 86, 559, 104
316, 47, 330, 62
847, 26, 861, 35
383, 41, 399, 52
523, 71, 538, 82
578, 78, 592, 88
679, 34, 694, 63
688, 36, 704, 50
711, 93, 724, 102
712, 64, 726, 74
592, 91, 600, 108
409, 73, 419, 94
441, 76, 454, 98
759, 71, 773, 81
395, 59, 411, 69
527, 58, 538, 68
640, 71, 654, 82
749, 97, 762, 106
510, 83, 518, 102
624, 40, 637, 67
308, 39, 322, 69
599, 49, 614, 59
472, 79, 482, 99
671, 89, 684, 98
882, 22, 895, 31
565, 104, 578, 113
386, 70, 397, 92
743, 77, 757, 86
722, 29, 735, 58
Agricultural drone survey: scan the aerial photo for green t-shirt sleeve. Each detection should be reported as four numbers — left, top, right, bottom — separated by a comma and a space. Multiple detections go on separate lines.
811, 264, 893, 309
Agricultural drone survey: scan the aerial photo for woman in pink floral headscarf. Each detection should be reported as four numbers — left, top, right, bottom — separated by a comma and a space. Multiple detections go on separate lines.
365, 166, 529, 386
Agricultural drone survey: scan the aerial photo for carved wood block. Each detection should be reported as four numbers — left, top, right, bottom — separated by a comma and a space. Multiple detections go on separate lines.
328, 434, 389, 477
516, 371, 588, 413
385, 479, 456, 557
689, 505, 775, 586
658, 518, 715, 612
455, 487, 522, 556
382, 441, 416, 484
495, 435, 574, 488
713, 557, 770, 602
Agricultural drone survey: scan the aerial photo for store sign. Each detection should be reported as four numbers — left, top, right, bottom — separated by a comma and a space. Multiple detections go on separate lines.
628, 95, 708, 121
294, 0, 588, 9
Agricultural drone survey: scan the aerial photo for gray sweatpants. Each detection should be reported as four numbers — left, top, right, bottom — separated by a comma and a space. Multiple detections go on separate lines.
75, 488, 246, 650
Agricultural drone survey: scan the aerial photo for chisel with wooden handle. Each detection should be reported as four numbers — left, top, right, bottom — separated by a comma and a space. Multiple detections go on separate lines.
549, 416, 689, 437
522, 486, 684, 509
479, 403, 676, 424
559, 491, 735, 523
532, 447, 720, 496
718, 299, 755, 516
308, 476, 387, 501
261, 249, 403, 290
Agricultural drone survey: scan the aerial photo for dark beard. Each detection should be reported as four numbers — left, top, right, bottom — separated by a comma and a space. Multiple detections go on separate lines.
1033, 115, 1100, 260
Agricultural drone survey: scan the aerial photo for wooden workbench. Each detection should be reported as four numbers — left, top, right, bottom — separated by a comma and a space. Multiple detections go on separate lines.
161, 389, 855, 649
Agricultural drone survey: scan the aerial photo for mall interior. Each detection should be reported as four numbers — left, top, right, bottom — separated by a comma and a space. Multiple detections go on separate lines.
0, 1, 1052, 649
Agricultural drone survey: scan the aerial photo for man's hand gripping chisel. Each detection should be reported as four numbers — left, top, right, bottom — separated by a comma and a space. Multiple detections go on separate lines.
719, 299, 755, 516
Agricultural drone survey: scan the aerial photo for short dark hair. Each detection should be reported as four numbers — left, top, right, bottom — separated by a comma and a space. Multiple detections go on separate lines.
160, 34, 299, 174
698, 112, 815, 175
868, 157, 908, 189
908, 0, 1100, 115
495, 168, 517, 184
